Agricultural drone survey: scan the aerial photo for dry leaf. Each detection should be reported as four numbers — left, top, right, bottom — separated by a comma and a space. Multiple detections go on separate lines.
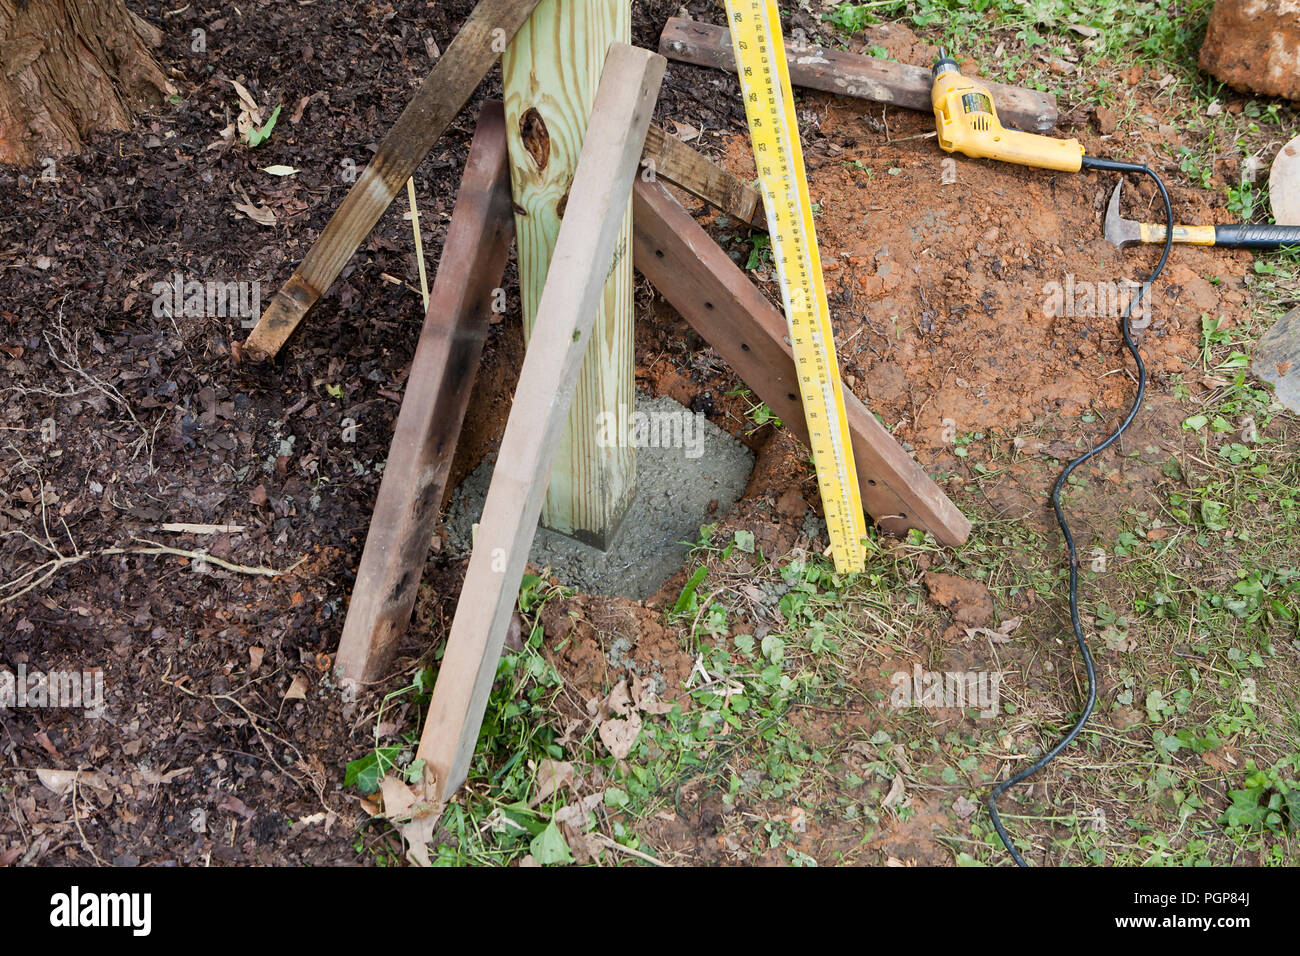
631, 674, 674, 715
882, 774, 906, 809
234, 200, 277, 226
248, 646, 264, 674
379, 776, 421, 821
392, 773, 443, 867
672, 121, 701, 142
400, 812, 439, 867
229, 80, 261, 119
229, 79, 262, 140
953, 795, 979, 819
141, 766, 191, 786
554, 718, 583, 748
207, 123, 236, 151
605, 679, 633, 717
598, 710, 642, 759
283, 673, 308, 701
260, 164, 300, 177
289, 95, 311, 124
36, 768, 79, 796
529, 759, 575, 807
965, 616, 1023, 644
561, 823, 598, 864
553, 792, 603, 828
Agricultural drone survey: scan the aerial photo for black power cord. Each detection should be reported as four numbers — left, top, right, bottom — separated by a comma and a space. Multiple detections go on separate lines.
986, 156, 1175, 866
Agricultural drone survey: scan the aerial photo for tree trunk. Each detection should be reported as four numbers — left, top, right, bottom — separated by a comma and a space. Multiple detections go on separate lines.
0, 0, 172, 167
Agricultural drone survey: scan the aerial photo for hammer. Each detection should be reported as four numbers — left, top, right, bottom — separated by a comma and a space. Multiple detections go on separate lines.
1104, 180, 1300, 250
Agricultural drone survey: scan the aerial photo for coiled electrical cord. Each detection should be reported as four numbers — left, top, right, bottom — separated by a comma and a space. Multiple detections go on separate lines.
987, 156, 1175, 866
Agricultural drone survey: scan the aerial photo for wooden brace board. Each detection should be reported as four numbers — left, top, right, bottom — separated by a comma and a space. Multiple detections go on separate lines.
642, 125, 766, 229
659, 18, 1058, 134
632, 178, 970, 546
241, 0, 544, 360
415, 43, 667, 800
334, 102, 515, 691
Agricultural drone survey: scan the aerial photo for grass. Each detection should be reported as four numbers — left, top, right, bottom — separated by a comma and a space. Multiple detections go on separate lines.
346, 254, 1300, 863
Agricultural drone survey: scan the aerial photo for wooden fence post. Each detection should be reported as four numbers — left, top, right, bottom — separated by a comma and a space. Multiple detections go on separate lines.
416, 44, 665, 801
502, 0, 635, 549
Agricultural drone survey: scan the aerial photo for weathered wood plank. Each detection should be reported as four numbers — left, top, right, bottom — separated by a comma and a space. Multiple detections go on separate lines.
241, 0, 544, 360
503, 0, 635, 549
659, 18, 1058, 133
416, 44, 666, 800
334, 103, 515, 692
643, 125, 766, 228
632, 178, 970, 547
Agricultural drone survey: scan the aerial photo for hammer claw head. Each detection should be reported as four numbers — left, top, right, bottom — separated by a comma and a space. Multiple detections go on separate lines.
1103, 179, 1141, 250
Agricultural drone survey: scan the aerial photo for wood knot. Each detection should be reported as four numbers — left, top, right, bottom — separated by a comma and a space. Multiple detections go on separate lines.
519, 107, 550, 171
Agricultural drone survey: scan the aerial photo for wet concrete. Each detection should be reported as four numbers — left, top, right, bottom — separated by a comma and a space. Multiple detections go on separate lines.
444, 394, 754, 599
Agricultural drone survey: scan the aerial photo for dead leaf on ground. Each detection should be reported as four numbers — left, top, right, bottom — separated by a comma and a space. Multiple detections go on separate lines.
232, 181, 277, 226
229, 79, 263, 141
140, 766, 192, 787
529, 759, 576, 808
234, 200, 277, 226
598, 710, 642, 759
882, 773, 906, 809
605, 679, 633, 717
400, 812, 440, 867
964, 616, 1023, 644
373, 768, 444, 865
379, 776, 422, 821
553, 792, 603, 828
283, 673, 308, 701
672, 121, 701, 142
631, 674, 674, 715
554, 718, 583, 748
35, 768, 79, 796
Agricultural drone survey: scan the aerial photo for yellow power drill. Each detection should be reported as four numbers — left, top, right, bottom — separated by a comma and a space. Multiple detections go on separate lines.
931, 51, 1085, 172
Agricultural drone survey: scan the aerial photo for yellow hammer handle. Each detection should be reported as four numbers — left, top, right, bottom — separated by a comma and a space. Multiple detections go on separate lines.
1139, 223, 1216, 245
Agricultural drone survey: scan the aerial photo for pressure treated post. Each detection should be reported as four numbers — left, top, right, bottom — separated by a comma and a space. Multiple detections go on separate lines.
502, 0, 635, 549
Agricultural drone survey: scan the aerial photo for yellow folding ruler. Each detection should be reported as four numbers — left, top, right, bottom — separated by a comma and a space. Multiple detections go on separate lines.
724, 0, 867, 572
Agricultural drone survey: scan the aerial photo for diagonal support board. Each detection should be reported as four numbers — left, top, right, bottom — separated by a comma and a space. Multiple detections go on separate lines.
334, 103, 515, 692
416, 43, 666, 801
659, 18, 1058, 134
241, 0, 543, 360
633, 178, 970, 546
